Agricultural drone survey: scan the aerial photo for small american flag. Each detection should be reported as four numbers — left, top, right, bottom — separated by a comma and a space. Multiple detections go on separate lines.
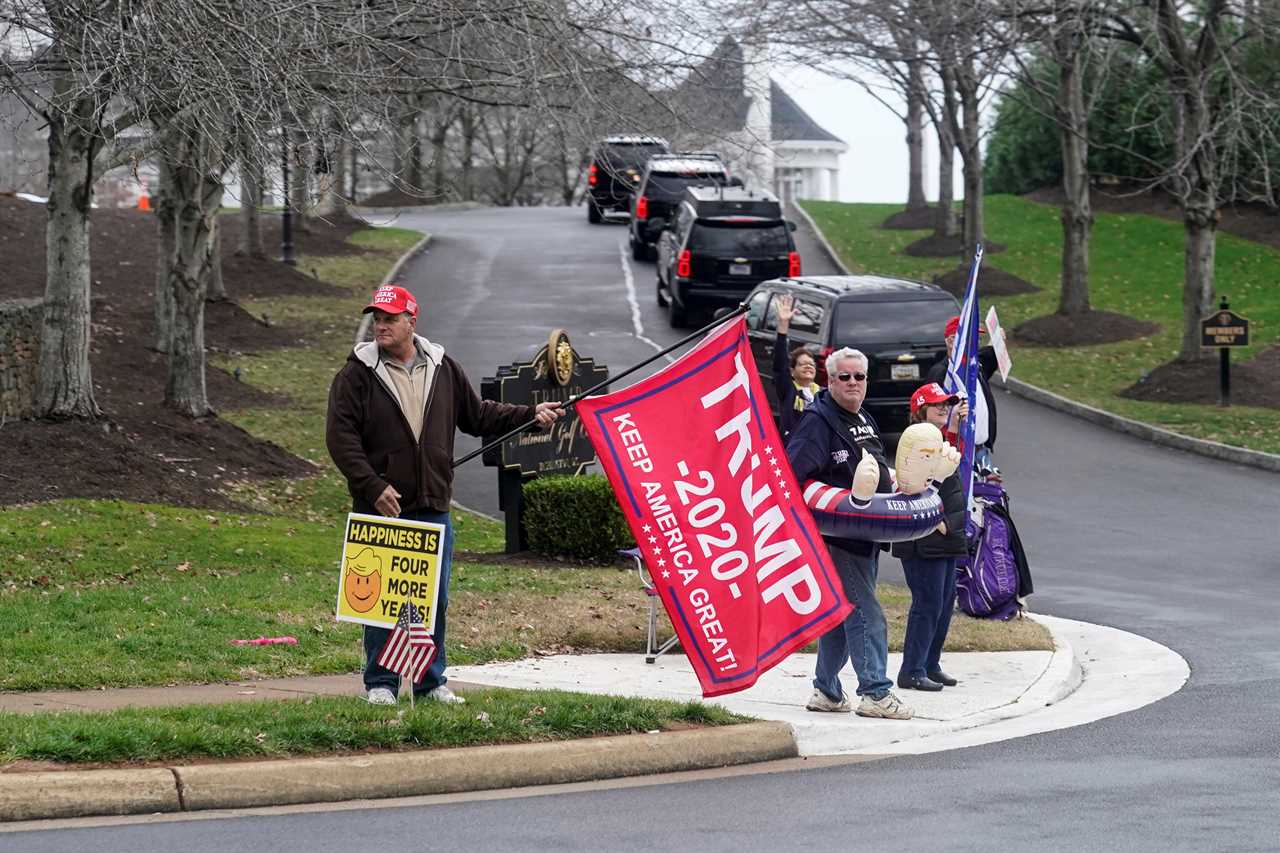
376, 601, 437, 684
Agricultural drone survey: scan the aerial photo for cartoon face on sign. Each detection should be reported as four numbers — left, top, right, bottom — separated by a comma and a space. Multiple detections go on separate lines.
343, 547, 382, 613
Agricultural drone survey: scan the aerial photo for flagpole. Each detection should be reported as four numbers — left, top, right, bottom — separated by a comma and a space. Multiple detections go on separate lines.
451, 303, 750, 469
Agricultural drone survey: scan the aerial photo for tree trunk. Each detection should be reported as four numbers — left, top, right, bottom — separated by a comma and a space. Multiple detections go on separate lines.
207, 218, 226, 302
153, 159, 176, 353
1057, 35, 1093, 316
906, 62, 927, 211
460, 109, 476, 201
957, 73, 983, 262
37, 88, 101, 419
162, 126, 224, 417
237, 148, 264, 258
407, 111, 424, 192
1180, 201, 1218, 361
934, 120, 957, 238
290, 132, 310, 233
348, 143, 359, 202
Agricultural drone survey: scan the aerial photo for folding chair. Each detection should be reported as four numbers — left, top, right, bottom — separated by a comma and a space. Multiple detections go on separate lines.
619, 547, 679, 664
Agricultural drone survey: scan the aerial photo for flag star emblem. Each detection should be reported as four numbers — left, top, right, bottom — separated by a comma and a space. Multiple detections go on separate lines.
652, 546, 662, 555
764, 445, 774, 456
661, 570, 670, 578
641, 524, 652, 532
783, 490, 790, 500
656, 558, 666, 567
648, 535, 657, 544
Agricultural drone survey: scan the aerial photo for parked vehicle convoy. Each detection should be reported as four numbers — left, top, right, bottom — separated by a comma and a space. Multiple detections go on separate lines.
743, 276, 960, 439
585, 135, 670, 223
628, 154, 732, 260
655, 186, 800, 328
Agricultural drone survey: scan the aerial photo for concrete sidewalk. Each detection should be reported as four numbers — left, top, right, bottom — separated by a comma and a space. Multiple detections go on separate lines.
455, 613, 1188, 756
0, 614, 1188, 822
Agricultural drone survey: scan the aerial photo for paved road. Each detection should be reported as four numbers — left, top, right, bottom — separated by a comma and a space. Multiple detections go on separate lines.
9, 206, 1280, 851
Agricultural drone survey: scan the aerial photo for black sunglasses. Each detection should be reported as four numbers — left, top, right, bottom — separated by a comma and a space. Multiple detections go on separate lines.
835, 371, 867, 382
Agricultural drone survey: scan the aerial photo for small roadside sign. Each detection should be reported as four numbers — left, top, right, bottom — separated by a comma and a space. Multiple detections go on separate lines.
1201, 310, 1250, 348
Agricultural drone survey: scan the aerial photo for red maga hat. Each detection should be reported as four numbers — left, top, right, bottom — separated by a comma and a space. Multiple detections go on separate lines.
910, 382, 960, 415
944, 315, 986, 338
363, 284, 418, 318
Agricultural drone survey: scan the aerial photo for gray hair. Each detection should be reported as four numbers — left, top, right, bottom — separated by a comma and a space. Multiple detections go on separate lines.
825, 347, 868, 378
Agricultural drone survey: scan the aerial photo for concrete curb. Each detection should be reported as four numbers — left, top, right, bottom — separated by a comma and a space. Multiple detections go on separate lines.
0, 721, 796, 822
352, 231, 433, 346
794, 201, 1280, 474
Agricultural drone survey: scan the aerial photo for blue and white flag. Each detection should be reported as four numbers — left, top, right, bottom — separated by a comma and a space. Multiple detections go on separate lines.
942, 244, 984, 509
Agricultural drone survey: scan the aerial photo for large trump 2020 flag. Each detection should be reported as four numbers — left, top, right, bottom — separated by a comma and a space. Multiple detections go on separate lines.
577, 316, 851, 697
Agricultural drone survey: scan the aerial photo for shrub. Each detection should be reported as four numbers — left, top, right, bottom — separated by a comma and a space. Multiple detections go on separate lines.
522, 475, 631, 564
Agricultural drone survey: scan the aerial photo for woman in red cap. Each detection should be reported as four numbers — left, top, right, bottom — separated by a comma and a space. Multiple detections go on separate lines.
892, 383, 967, 691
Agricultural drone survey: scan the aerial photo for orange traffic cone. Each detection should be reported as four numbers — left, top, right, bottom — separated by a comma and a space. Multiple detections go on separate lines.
138, 182, 151, 211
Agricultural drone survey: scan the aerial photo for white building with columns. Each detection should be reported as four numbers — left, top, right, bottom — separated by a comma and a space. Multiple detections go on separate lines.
769, 80, 847, 204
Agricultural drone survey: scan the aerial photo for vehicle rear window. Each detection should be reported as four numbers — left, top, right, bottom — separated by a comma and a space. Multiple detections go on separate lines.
601, 143, 666, 169
833, 299, 956, 344
645, 172, 727, 198
689, 222, 789, 254
766, 296, 824, 335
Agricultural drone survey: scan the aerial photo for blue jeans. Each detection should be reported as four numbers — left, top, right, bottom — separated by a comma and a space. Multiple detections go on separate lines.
362, 508, 454, 697
813, 544, 892, 701
899, 556, 958, 680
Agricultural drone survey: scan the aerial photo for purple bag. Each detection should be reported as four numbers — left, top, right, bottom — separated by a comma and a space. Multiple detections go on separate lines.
956, 482, 1022, 621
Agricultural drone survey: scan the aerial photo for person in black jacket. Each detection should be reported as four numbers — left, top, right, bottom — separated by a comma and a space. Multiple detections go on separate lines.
928, 316, 999, 470
892, 384, 967, 691
772, 294, 820, 438
787, 348, 913, 720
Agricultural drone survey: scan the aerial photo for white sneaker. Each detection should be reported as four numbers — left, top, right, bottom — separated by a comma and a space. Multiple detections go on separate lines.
805, 689, 852, 713
856, 691, 914, 720
366, 687, 397, 706
423, 685, 466, 705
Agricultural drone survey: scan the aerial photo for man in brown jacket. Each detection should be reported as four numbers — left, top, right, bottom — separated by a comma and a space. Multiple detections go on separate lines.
327, 284, 564, 705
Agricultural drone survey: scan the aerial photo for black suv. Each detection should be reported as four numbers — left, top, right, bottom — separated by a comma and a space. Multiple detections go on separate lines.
628, 154, 731, 260
655, 186, 800, 328
743, 276, 960, 439
586, 135, 670, 223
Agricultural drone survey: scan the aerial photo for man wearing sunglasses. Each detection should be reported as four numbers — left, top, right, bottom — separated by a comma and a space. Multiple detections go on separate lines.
785, 348, 913, 720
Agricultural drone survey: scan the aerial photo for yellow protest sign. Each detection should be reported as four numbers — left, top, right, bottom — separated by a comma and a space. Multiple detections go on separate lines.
335, 513, 445, 631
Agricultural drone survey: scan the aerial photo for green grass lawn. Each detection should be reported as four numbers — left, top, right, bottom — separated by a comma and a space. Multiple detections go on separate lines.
0, 689, 743, 765
801, 196, 1280, 454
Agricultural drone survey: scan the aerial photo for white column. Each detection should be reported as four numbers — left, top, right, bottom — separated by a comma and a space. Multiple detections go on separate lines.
828, 168, 839, 201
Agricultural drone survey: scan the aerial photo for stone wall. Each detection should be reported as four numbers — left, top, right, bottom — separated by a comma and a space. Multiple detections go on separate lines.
0, 298, 41, 420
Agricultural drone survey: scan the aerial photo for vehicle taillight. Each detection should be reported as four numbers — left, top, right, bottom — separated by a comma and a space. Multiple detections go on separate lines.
677, 249, 691, 278
588, 163, 598, 186
816, 345, 834, 385
789, 252, 802, 277
636, 196, 648, 220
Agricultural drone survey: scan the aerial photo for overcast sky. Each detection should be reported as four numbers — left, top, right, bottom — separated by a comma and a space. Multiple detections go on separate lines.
775, 63, 960, 205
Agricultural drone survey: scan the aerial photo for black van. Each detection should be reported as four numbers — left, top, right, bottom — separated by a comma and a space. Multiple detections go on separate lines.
655, 186, 800, 327
743, 276, 960, 439
585, 135, 670, 223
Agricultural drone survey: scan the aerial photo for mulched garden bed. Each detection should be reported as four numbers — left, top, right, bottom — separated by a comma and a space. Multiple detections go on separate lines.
0, 196, 367, 508
1013, 310, 1160, 347
932, 265, 1040, 297
1120, 345, 1280, 409
880, 206, 940, 230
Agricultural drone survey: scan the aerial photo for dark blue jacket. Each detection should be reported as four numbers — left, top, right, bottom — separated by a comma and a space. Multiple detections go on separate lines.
785, 390, 891, 555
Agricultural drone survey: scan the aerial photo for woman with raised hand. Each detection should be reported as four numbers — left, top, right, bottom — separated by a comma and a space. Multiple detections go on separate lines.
773, 294, 821, 439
